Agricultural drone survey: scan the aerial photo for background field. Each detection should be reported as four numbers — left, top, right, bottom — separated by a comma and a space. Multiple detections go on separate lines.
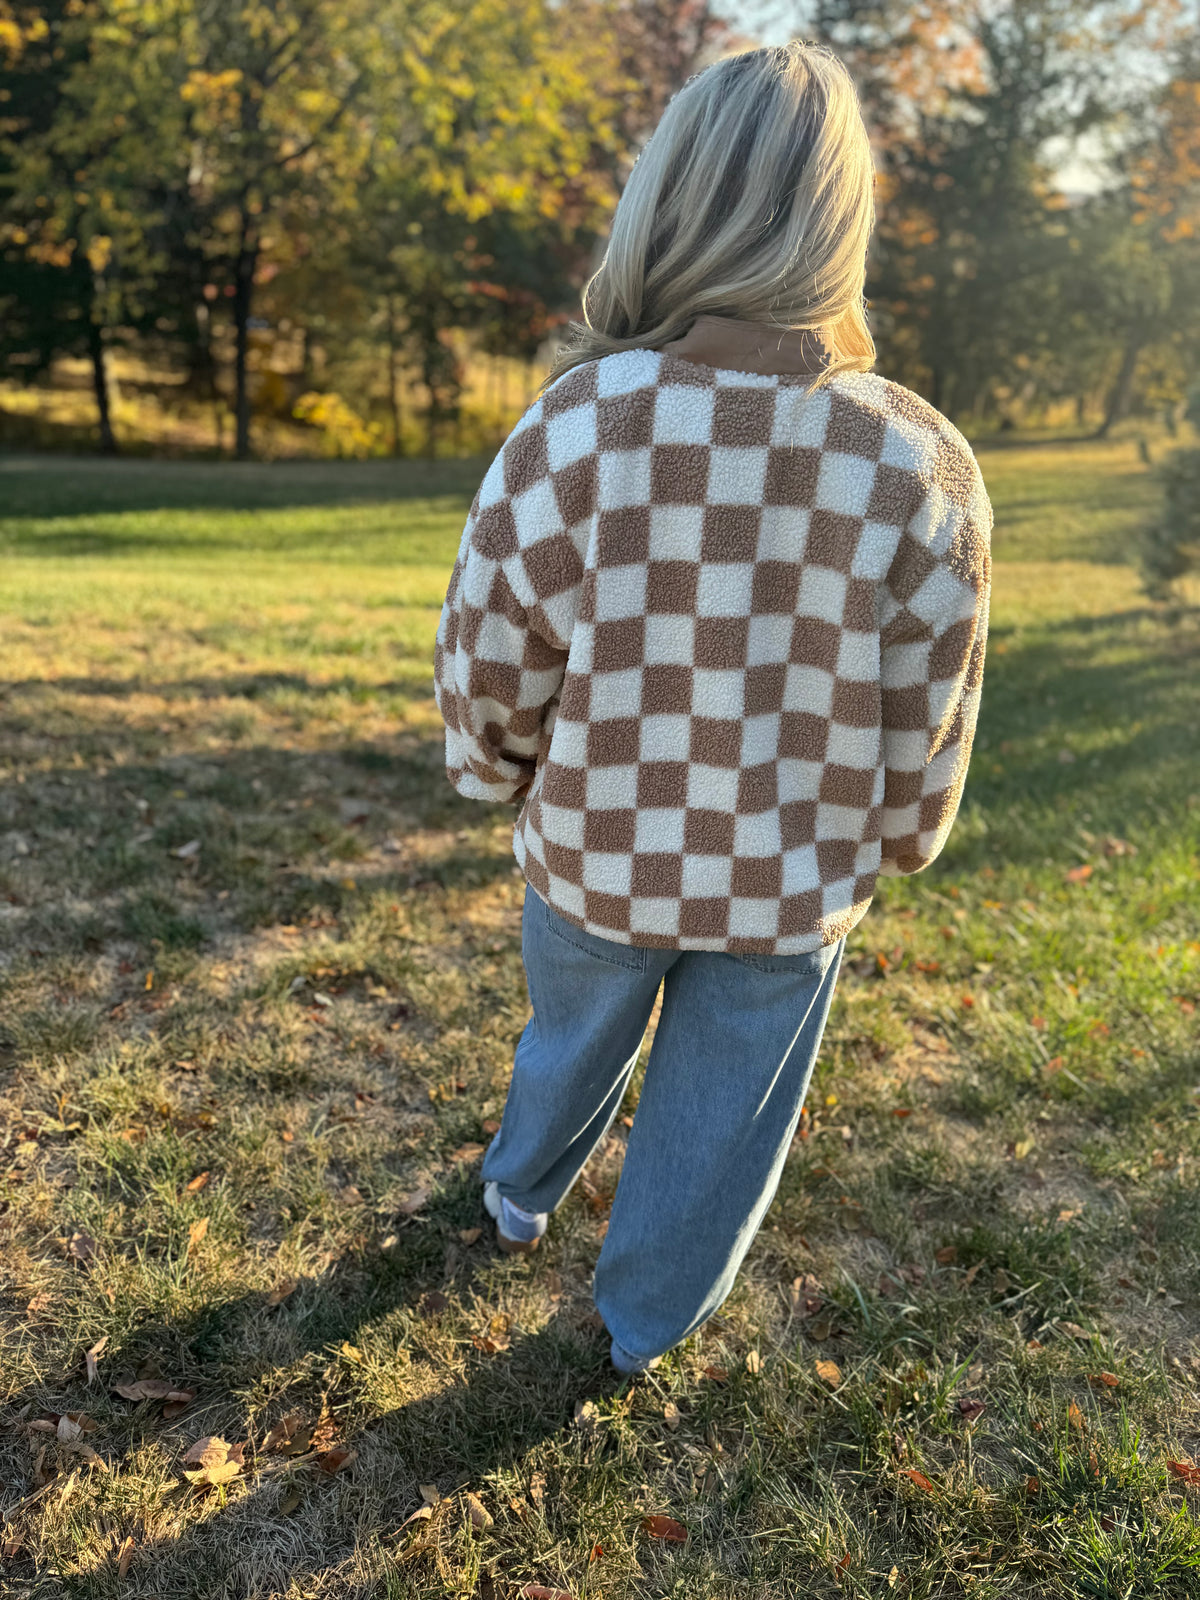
1, 433, 1198, 1599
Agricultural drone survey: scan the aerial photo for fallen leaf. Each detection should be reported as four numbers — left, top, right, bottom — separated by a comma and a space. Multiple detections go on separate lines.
703, 1364, 729, 1383
458, 1227, 483, 1246
837, 1552, 852, 1572
317, 1448, 356, 1476
482, 1119, 501, 1135
1025, 1475, 1041, 1496
642, 1515, 687, 1542
1089, 1372, 1120, 1389
69, 1441, 109, 1471
1067, 1402, 1087, 1431
449, 1143, 485, 1165
26, 1292, 52, 1315
518, 1588, 572, 1600
1065, 863, 1092, 883
466, 1492, 493, 1529
186, 1172, 210, 1193
57, 1414, 83, 1443
397, 1186, 430, 1216
956, 1398, 986, 1423
398, 1504, 434, 1532
573, 1399, 599, 1436
173, 839, 201, 860
116, 1536, 135, 1578
808, 1317, 834, 1341
112, 1378, 193, 1404
3, 1537, 24, 1559
816, 1359, 842, 1387
419, 1483, 440, 1505
266, 1279, 298, 1307
1060, 1321, 1090, 1339
187, 1217, 209, 1251
473, 1330, 510, 1354
1167, 1460, 1200, 1485
589, 1542, 604, 1561
745, 1350, 762, 1375
84, 1338, 107, 1385
162, 1394, 195, 1419
901, 1468, 935, 1493
262, 1414, 305, 1453
663, 1401, 681, 1431
181, 1436, 245, 1487
67, 1231, 97, 1265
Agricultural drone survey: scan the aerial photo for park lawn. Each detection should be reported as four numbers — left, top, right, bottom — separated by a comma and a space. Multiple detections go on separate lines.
0, 434, 1197, 1600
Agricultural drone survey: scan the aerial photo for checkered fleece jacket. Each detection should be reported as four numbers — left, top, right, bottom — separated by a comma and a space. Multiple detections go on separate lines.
434, 347, 992, 953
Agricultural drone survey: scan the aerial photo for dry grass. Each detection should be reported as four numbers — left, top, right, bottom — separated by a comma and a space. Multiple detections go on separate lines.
0, 439, 1198, 1598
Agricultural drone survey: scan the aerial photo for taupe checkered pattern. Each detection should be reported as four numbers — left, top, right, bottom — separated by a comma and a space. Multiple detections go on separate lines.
435, 348, 991, 953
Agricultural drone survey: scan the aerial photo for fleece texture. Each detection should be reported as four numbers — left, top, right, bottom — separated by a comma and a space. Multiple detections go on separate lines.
434, 344, 992, 953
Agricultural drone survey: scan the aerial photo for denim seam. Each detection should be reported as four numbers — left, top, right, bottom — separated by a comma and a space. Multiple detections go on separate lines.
541, 903, 647, 973
736, 950, 834, 975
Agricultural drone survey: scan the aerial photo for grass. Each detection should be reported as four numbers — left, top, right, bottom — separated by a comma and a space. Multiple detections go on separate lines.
0, 429, 1198, 1599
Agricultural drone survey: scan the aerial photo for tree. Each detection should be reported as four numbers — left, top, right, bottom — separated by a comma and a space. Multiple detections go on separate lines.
0, 1, 131, 451
346, 0, 626, 454
806, 0, 1193, 425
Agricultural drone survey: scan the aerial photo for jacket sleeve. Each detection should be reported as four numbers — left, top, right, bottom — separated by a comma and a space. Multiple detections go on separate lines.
433, 400, 591, 803
877, 435, 992, 876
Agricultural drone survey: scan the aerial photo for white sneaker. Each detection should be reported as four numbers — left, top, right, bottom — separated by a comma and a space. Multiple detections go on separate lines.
483, 1181, 547, 1254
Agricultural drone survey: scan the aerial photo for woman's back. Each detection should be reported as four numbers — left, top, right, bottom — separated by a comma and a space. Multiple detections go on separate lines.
437, 330, 991, 953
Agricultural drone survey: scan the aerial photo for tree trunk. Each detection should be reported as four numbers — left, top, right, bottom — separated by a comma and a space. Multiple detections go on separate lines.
87, 314, 117, 456
386, 293, 403, 458
1095, 330, 1143, 439
233, 222, 258, 461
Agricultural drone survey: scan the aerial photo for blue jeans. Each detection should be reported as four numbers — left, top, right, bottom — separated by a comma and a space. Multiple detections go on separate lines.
481, 888, 844, 1366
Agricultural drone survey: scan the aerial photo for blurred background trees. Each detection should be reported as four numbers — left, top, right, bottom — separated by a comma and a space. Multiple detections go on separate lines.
0, 0, 1197, 457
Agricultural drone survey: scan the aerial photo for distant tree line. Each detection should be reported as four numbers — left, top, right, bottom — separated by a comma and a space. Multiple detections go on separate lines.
0, 0, 1197, 456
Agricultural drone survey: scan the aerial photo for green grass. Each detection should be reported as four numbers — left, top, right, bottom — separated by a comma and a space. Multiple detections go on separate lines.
0, 433, 1198, 1599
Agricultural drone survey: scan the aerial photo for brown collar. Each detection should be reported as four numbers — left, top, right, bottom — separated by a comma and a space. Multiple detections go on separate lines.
662, 314, 832, 377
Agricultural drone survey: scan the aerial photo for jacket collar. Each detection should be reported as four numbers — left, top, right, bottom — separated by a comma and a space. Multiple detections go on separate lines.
661, 314, 833, 377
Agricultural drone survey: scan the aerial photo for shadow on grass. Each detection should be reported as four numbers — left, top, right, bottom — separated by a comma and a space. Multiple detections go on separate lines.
3, 1216, 619, 1598
0, 453, 488, 524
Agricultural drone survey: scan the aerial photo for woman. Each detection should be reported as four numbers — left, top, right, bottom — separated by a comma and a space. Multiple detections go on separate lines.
434, 41, 992, 1374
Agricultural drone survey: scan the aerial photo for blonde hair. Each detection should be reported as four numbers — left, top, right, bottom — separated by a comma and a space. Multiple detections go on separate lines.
545, 41, 876, 389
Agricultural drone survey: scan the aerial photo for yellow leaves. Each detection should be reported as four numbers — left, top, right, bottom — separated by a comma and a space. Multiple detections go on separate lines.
180, 68, 244, 106
815, 1359, 842, 1388
0, 13, 47, 64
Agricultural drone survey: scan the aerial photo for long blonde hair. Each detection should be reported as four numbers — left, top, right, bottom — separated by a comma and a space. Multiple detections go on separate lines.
545, 41, 876, 388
